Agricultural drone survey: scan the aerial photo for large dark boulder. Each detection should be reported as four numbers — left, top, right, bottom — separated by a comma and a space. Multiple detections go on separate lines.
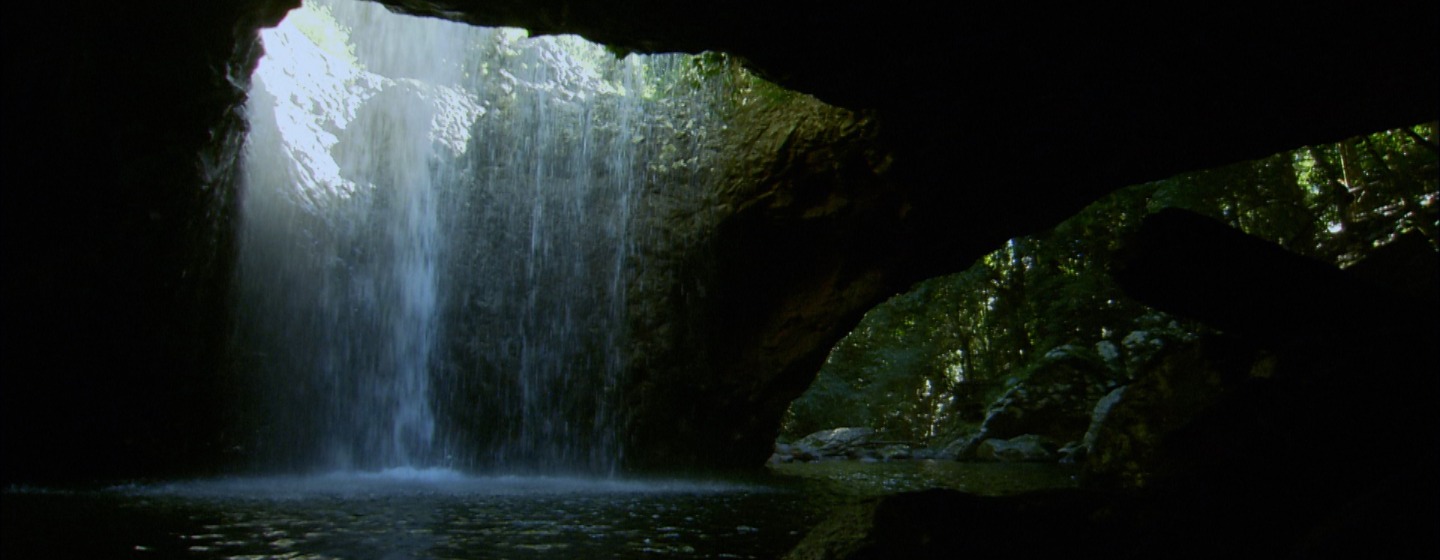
1100, 208, 1440, 557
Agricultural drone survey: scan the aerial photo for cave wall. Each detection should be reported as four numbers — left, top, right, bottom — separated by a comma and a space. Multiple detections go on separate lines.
623, 82, 905, 470
2, 0, 1436, 481
1, 1, 293, 483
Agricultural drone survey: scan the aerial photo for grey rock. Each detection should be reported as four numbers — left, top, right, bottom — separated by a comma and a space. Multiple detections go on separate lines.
792, 427, 875, 459
976, 435, 1059, 462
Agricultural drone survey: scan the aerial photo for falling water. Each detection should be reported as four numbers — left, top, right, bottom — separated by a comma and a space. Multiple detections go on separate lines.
235, 0, 721, 473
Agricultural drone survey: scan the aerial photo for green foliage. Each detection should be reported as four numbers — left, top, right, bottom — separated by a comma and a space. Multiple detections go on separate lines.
626, 50, 801, 117
782, 122, 1439, 445
290, 3, 361, 70
1149, 122, 1438, 263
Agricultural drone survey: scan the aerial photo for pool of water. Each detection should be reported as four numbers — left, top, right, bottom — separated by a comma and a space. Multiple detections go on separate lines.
3, 462, 1077, 559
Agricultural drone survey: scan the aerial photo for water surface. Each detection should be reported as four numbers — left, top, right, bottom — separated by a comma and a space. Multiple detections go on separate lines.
3, 463, 1077, 559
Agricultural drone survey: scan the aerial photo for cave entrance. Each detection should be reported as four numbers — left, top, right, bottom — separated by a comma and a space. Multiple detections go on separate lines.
231, 0, 735, 475
776, 123, 1438, 465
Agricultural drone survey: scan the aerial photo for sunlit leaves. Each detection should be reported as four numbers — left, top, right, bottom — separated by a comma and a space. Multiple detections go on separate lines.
289, 2, 361, 70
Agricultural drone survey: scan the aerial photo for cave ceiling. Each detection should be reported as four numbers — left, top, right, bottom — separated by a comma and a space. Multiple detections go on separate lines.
371, 0, 1439, 266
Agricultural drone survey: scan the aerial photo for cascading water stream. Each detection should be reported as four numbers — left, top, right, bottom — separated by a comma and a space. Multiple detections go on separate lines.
233, 0, 720, 474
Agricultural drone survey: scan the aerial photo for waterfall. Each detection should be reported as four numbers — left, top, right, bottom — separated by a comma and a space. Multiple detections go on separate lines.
234, 0, 720, 474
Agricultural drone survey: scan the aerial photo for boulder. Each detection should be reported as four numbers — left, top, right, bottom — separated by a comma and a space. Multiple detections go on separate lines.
1081, 337, 1250, 488
975, 435, 1059, 462
959, 345, 1120, 458
790, 427, 875, 460
1067, 385, 1126, 464
767, 443, 798, 464
1120, 328, 1184, 373
876, 444, 912, 462
1057, 440, 1087, 464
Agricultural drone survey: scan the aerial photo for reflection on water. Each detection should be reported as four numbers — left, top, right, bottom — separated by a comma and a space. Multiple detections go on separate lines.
769, 460, 1080, 499
3, 463, 1077, 559
128, 468, 752, 500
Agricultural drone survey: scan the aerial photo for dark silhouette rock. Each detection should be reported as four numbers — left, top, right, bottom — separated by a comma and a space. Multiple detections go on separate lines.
1103, 208, 1440, 558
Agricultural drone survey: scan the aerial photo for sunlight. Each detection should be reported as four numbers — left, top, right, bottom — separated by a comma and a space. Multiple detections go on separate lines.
249, 1, 484, 212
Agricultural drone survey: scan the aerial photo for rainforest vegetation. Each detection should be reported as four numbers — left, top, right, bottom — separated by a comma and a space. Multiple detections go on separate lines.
782, 122, 1439, 445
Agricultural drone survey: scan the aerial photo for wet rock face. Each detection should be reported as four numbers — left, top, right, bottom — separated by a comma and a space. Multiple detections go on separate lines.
622, 90, 906, 470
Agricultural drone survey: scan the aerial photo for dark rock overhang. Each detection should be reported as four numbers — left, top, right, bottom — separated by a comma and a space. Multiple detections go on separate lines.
373, 1, 1440, 260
